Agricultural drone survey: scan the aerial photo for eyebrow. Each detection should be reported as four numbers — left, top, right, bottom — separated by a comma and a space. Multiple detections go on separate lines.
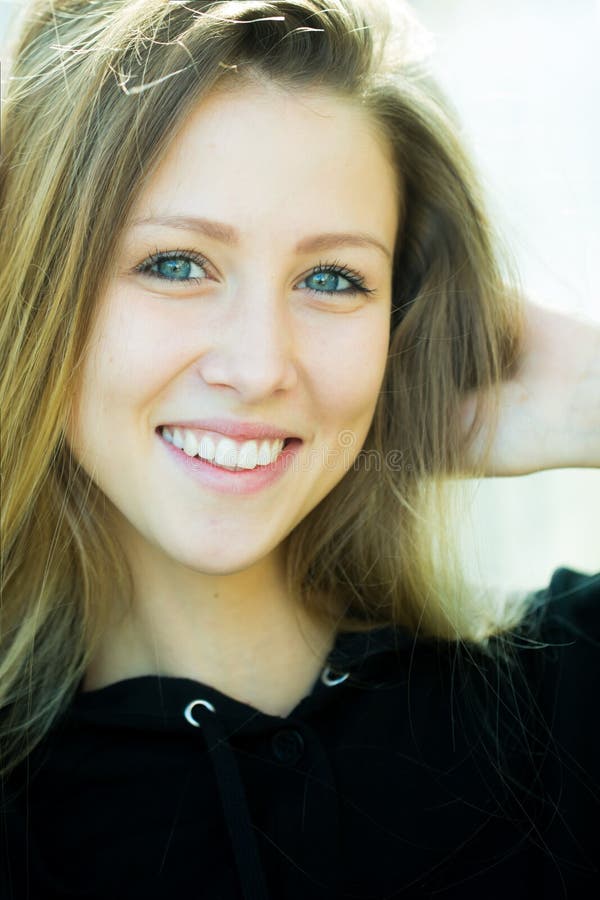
128, 215, 392, 261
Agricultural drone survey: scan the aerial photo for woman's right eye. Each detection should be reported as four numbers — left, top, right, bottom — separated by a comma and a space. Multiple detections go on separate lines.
136, 250, 209, 283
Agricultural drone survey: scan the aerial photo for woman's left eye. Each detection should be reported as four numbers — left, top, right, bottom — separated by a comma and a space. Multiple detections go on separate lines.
298, 264, 373, 296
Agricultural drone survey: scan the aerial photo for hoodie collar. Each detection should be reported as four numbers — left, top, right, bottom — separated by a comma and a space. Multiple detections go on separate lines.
67, 622, 413, 732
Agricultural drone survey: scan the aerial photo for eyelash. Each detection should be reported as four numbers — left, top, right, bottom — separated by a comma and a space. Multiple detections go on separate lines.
134, 248, 375, 296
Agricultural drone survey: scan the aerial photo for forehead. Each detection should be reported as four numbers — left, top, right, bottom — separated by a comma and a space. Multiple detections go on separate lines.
129, 81, 401, 251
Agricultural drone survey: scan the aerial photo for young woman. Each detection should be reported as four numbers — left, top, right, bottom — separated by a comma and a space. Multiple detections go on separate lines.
1, 1, 598, 898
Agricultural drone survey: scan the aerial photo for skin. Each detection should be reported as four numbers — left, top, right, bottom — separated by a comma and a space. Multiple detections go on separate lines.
459, 300, 600, 476
67, 80, 400, 715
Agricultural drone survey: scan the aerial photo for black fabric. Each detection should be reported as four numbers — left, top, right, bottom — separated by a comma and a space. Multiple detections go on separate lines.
1, 567, 599, 899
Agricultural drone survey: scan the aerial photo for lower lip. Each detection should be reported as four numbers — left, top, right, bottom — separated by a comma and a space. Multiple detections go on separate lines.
156, 429, 304, 495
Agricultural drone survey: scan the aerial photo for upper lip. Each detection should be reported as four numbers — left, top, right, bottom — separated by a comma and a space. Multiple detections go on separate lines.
159, 419, 302, 441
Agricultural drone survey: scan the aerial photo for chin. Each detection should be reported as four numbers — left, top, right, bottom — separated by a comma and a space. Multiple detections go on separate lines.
169, 541, 277, 577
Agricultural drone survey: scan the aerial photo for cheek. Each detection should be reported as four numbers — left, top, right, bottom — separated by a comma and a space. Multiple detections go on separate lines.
87, 292, 178, 409
66, 302, 157, 454
309, 316, 389, 423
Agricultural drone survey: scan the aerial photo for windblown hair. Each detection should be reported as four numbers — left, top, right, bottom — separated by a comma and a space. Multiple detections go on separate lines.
1, 0, 531, 779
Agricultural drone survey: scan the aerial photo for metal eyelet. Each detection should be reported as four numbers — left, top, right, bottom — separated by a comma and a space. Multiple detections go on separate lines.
184, 698, 216, 726
321, 666, 350, 687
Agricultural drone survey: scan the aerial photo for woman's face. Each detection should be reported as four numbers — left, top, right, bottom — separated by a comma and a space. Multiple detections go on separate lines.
67, 81, 399, 577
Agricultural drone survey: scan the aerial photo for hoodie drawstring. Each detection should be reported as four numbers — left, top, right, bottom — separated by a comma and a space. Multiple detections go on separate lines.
184, 698, 270, 900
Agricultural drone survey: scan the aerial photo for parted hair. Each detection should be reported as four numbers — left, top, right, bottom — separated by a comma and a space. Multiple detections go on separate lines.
1, 0, 530, 779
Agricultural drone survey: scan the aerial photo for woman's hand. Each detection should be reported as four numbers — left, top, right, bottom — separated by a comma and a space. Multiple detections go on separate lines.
459, 301, 600, 477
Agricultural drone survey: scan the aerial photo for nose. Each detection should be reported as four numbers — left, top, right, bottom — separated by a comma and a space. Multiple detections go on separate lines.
197, 284, 299, 401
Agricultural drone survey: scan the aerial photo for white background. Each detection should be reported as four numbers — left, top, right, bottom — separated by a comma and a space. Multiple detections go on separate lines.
1, 0, 598, 591
410, 0, 600, 589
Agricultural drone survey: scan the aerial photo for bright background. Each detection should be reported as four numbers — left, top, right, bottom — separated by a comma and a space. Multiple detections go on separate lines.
1, 0, 598, 592
409, 0, 600, 592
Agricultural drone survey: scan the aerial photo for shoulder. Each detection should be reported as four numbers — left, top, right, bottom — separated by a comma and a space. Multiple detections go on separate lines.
465, 566, 600, 717
438, 567, 600, 796
511, 566, 600, 745
502, 566, 600, 709
450, 568, 600, 882
521, 566, 600, 641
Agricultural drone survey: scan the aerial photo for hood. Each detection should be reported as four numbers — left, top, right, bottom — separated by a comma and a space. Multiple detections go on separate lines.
56, 623, 414, 900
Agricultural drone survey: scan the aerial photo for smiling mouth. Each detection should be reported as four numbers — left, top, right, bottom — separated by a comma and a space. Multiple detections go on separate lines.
157, 426, 301, 471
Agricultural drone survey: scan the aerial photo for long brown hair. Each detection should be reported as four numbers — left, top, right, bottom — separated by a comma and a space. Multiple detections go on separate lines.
1, 0, 528, 780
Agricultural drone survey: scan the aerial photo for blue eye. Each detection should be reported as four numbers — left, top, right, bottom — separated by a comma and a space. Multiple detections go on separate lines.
137, 250, 207, 283
154, 258, 195, 279
302, 270, 351, 293
299, 263, 373, 296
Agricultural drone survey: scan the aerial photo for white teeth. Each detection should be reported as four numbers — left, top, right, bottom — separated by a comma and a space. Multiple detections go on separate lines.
198, 435, 216, 462
257, 439, 274, 466
214, 437, 238, 467
161, 427, 285, 471
172, 428, 185, 450
237, 441, 258, 469
183, 430, 198, 457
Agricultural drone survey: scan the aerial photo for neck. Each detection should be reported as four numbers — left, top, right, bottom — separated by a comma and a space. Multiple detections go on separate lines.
81, 548, 339, 716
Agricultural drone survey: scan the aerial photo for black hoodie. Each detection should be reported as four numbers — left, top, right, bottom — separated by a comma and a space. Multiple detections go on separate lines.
1, 567, 599, 899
